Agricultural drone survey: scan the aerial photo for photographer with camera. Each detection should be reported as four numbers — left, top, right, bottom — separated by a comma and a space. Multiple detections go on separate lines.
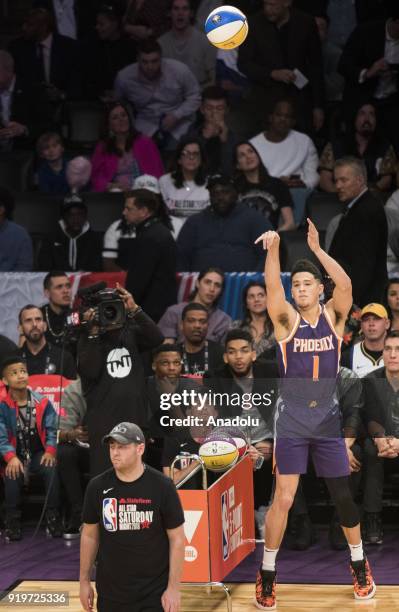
77, 282, 163, 476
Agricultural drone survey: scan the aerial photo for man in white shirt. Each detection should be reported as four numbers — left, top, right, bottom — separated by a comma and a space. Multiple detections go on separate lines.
250, 97, 319, 226
159, 0, 216, 88
341, 304, 390, 377
114, 39, 201, 151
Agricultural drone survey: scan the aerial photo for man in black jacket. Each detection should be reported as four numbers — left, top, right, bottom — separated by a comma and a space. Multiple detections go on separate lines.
362, 330, 399, 545
124, 189, 177, 323
77, 283, 163, 476
338, 7, 399, 150
237, 0, 325, 134
328, 156, 388, 306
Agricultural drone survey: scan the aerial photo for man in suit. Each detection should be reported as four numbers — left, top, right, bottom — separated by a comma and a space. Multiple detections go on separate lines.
33, 0, 100, 39
237, 0, 325, 135
0, 51, 30, 151
328, 156, 388, 307
9, 8, 81, 110
338, 6, 399, 151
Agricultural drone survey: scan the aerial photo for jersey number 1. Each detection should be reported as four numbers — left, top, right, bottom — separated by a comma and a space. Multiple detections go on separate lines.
312, 356, 319, 381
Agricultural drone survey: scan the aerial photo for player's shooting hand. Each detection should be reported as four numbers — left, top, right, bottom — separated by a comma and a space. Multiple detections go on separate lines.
161, 585, 180, 612
254, 230, 280, 251
5, 456, 24, 480
116, 282, 137, 311
306, 218, 321, 254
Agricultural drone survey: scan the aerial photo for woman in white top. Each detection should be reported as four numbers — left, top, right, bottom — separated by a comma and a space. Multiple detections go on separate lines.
159, 137, 210, 236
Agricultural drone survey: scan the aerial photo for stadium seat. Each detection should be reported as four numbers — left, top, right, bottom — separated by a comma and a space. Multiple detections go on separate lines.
280, 229, 320, 272
65, 101, 104, 150
82, 191, 124, 232
306, 192, 343, 232
13, 192, 63, 234
0, 151, 34, 192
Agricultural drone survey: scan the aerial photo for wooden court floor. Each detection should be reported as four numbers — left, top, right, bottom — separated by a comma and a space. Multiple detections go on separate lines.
1, 581, 398, 611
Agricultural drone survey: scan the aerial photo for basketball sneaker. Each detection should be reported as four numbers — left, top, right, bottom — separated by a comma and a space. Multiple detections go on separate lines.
255, 567, 276, 610
350, 558, 376, 600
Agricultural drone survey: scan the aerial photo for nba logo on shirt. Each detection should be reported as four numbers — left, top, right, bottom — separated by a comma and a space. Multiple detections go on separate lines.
103, 498, 118, 532
221, 491, 229, 561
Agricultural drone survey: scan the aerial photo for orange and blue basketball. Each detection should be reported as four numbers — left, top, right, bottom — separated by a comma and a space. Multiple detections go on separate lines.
204, 5, 248, 50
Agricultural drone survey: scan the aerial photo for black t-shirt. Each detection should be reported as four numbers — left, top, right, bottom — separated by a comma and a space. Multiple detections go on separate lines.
178, 340, 224, 376
20, 343, 77, 379
82, 465, 184, 604
235, 175, 293, 229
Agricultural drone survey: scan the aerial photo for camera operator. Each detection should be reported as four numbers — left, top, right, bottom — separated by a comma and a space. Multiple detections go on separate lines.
77, 282, 163, 476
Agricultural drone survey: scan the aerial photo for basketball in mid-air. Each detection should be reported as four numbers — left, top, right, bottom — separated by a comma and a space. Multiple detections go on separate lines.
204, 5, 248, 50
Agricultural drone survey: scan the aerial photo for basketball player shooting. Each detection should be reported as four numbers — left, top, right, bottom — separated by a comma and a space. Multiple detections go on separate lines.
253, 219, 376, 610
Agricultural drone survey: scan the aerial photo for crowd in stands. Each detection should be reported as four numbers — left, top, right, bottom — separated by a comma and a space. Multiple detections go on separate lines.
0, 0, 399, 551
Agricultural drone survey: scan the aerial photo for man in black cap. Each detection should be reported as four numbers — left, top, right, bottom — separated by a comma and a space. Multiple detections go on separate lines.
37, 195, 103, 272
177, 174, 272, 272
79, 421, 185, 612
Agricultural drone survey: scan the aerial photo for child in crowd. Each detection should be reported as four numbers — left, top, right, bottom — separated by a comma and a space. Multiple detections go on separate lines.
36, 132, 69, 194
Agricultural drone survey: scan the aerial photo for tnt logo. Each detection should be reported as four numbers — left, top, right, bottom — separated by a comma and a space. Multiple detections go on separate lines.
221, 491, 229, 561
103, 498, 118, 532
106, 347, 132, 378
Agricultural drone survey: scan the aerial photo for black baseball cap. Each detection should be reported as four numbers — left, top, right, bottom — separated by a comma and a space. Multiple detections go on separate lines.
207, 174, 235, 190
102, 422, 145, 445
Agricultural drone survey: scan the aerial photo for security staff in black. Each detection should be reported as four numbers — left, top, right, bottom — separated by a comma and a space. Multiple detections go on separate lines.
80, 422, 185, 612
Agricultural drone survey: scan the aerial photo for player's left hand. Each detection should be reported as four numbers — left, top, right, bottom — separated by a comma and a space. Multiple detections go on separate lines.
161, 585, 180, 611
116, 282, 137, 312
306, 218, 321, 253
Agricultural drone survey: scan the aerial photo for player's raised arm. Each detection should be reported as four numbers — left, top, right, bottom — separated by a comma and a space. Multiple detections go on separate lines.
255, 231, 296, 335
306, 218, 352, 320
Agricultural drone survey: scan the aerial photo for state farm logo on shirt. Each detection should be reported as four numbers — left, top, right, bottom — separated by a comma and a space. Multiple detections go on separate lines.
103, 498, 118, 532
106, 347, 132, 378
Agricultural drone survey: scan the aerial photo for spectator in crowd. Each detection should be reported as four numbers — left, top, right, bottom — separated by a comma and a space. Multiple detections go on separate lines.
0, 335, 18, 365
18, 304, 76, 379
234, 141, 295, 230
124, 0, 170, 40
188, 86, 239, 176
362, 330, 399, 544
159, 266, 232, 343
114, 39, 201, 151
232, 282, 275, 357
385, 278, 399, 331
79, 421, 185, 612
91, 101, 164, 192
38, 195, 103, 272
33, 0, 100, 40
194, 0, 220, 29
341, 303, 389, 377
177, 174, 272, 271
123, 189, 177, 322
57, 377, 89, 539
0, 187, 33, 272
384, 181, 399, 276
204, 329, 279, 511
9, 8, 81, 114
215, 48, 249, 109
0, 50, 35, 151
313, 9, 345, 104
147, 343, 203, 479
338, 6, 399, 152
159, 137, 210, 236
238, 0, 325, 135
159, 0, 215, 88
77, 283, 163, 476
66, 156, 92, 194
83, 3, 137, 100
250, 98, 319, 226
328, 157, 388, 306
0, 355, 62, 541
36, 131, 69, 194
41, 271, 72, 350
319, 100, 397, 193
177, 303, 224, 375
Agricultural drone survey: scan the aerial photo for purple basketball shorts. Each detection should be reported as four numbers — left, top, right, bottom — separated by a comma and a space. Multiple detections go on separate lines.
275, 436, 350, 478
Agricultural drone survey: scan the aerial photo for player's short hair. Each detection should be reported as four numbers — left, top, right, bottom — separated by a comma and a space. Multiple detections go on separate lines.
385, 330, 399, 344
43, 271, 68, 290
291, 259, 323, 282
224, 329, 254, 350
182, 302, 209, 320
152, 343, 182, 359
1, 355, 27, 377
